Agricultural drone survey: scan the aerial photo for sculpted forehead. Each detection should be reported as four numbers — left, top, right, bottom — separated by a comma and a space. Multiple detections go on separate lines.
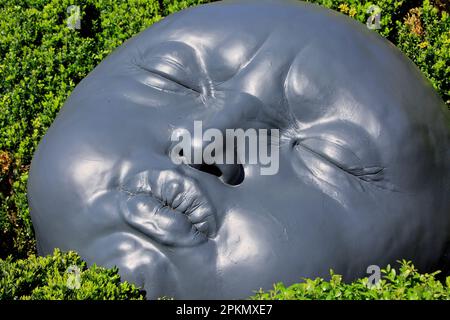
132, 1, 429, 126
135, 1, 283, 82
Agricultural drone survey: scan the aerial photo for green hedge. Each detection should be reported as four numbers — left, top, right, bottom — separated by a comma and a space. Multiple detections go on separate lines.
252, 261, 450, 300
0, 0, 449, 299
2, 250, 449, 300
0, 249, 144, 300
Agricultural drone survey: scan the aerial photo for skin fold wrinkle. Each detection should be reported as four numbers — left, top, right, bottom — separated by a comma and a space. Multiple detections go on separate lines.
28, 0, 450, 299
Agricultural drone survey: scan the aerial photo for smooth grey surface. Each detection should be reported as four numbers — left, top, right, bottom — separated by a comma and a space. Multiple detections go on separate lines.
28, 0, 450, 299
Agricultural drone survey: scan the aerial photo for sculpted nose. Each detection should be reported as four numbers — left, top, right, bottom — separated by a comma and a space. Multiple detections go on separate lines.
201, 91, 266, 131
169, 92, 266, 186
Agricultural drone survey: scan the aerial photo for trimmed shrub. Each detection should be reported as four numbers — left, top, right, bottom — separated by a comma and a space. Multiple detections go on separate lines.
162, 0, 213, 15
0, 249, 145, 300
304, 0, 407, 39
251, 261, 450, 300
396, 0, 450, 105
2, 252, 449, 300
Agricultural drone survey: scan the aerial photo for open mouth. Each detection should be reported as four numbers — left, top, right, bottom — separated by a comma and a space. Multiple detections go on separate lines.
119, 169, 217, 247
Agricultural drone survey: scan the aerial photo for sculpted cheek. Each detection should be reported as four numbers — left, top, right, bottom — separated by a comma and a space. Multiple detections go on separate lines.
216, 210, 278, 272
85, 232, 179, 299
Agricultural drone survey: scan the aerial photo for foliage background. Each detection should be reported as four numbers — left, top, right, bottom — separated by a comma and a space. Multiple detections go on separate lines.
0, 0, 449, 299
0, 249, 145, 299
252, 261, 450, 300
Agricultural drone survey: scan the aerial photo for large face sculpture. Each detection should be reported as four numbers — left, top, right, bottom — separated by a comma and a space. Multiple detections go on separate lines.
28, 0, 450, 299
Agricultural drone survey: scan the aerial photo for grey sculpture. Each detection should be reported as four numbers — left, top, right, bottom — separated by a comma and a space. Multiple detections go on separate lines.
28, 0, 450, 299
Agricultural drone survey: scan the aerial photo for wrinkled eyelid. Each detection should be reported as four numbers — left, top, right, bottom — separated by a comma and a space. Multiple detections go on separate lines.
137, 55, 190, 81
293, 136, 382, 175
299, 137, 362, 163
135, 58, 203, 94
136, 40, 215, 95
148, 56, 188, 74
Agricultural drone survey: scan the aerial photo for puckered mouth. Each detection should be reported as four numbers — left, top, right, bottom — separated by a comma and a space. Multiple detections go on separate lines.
119, 169, 217, 247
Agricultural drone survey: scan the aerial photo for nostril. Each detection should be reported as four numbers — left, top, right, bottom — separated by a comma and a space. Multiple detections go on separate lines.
174, 145, 245, 186
220, 164, 244, 186
188, 163, 222, 178
187, 162, 245, 186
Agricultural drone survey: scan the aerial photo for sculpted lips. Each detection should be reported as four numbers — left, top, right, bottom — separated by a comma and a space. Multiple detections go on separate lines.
119, 169, 217, 247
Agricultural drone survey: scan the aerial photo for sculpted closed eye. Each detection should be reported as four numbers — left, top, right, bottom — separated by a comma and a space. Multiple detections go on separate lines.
293, 136, 384, 181
133, 50, 204, 94
137, 61, 202, 94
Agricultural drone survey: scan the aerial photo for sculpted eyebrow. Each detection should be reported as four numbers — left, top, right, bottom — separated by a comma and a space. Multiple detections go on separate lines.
137, 41, 203, 73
